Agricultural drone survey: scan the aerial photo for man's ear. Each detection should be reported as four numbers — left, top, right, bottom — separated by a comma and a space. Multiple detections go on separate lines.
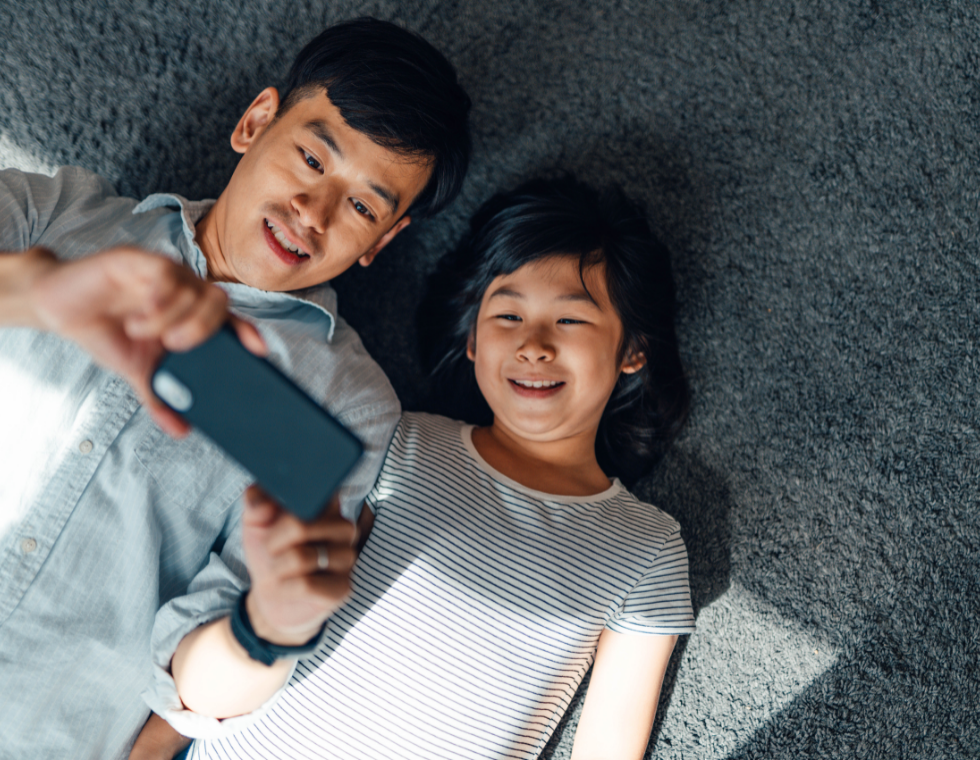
466, 330, 476, 362
358, 215, 412, 268
621, 348, 647, 374
230, 88, 280, 154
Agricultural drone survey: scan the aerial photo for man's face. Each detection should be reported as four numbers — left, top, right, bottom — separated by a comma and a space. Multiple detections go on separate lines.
201, 88, 433, 291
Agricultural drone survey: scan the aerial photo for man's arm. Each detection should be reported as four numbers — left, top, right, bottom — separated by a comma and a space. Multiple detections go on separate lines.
570, 630, 678, 760
169, 486, 365, 718
128, 713, 191, 760
0, 246, 265, 436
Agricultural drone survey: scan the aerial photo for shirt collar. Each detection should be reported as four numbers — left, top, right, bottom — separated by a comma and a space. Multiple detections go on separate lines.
132, 193, 337, 342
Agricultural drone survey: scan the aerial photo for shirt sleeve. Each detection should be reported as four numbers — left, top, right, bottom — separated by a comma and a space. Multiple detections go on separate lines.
140, 529, 330, 740
0, 166, 118, 252
606, 526, 697, 635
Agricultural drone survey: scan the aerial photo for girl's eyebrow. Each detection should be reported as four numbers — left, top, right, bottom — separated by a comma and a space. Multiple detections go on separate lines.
557, 292, 598, 306
487, 286, 523, 300
487, 286, 599, 307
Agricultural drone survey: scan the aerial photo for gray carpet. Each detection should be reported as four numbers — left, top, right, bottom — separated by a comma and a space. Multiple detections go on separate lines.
1, 1, 977, 758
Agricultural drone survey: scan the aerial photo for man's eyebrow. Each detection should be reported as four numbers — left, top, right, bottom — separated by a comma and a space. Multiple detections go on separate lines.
367, 182, 399, 217
304, 121, 400, 217
305, 121, 343, 159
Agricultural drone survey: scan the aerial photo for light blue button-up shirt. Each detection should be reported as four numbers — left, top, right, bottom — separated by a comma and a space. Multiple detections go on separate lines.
0, 167, 400, 759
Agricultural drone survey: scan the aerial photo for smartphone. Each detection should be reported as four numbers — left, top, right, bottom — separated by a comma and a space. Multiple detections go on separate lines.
151, 324, 363, 521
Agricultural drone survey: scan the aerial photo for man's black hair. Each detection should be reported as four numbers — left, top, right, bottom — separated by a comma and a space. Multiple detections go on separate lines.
418, 177, 691, 487
281, 17, 472, 219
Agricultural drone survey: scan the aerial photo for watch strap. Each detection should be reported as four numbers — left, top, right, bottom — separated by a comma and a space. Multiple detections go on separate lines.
229, 591, 325, 666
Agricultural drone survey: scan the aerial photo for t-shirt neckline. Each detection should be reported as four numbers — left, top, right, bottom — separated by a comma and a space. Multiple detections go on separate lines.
460, 424, 623, 504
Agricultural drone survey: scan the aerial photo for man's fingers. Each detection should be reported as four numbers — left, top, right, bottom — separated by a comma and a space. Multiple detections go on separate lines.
264, 511, 359, 556
229, 315, 268, 357
289, 570, 353, 603
159, 285, 229, 352
144, 396, 192, 438
243, 485, 282, 527
270, 542, 357, 579
123, 280, 200, 339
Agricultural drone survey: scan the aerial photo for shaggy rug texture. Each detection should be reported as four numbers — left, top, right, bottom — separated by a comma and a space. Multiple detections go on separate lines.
1, 1, 977, 758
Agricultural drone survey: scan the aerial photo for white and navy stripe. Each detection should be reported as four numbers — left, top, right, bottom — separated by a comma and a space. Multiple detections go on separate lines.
193, 412, 694, 760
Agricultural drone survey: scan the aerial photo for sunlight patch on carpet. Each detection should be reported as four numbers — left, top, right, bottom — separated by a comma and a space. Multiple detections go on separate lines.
657, 582, 839, 758
0, 133, 56, 175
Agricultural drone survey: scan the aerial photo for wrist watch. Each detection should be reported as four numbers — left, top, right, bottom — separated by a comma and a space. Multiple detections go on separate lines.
229, 591, 325, 666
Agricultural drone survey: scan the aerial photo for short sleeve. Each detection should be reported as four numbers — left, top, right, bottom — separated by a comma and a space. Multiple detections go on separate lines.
606, 526, 696, 635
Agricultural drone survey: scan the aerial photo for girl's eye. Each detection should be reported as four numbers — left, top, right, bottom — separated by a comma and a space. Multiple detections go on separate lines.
558, 318, 584, 325
352, 200, 375, 220
301, 150, 322, 171
496, 314, 521, 321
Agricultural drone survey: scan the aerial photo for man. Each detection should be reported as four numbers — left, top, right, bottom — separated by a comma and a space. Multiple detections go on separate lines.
0, 18, 470, 759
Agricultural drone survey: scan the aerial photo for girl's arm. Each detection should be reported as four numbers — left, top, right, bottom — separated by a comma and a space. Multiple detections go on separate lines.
571, 630, 678, 760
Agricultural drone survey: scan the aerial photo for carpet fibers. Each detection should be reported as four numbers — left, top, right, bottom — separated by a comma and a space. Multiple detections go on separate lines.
1, 1, 977, 758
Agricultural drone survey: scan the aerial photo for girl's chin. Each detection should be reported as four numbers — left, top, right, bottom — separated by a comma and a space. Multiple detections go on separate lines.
494, 416, 578, 440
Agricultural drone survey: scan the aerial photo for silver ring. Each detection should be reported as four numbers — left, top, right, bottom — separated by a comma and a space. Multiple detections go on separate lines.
315, 544, 330, 571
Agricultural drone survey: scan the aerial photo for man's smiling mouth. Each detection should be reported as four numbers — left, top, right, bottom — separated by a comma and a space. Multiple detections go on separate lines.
265, 219, 310, 258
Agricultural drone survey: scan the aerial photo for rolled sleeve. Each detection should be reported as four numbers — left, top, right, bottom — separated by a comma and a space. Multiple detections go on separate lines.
142, 552, 251, 739
143, 513, 332, 739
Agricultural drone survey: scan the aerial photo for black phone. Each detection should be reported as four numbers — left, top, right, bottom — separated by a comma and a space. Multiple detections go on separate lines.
151, 324, 363, 521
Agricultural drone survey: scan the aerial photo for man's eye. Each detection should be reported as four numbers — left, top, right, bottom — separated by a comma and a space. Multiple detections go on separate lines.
352, 200, 375, 220
302, 150, 322, 171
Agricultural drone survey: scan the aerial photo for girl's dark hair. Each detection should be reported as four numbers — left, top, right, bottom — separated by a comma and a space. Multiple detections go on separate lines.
418, 177, 691, 487
280, 17, 471, 219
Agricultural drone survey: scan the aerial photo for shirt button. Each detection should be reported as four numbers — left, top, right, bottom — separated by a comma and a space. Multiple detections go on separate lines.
21, 538, 37, 554
78, 439, 94, 454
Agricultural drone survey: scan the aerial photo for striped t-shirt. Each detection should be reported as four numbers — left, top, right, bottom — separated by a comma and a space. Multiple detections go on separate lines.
191, 412, 694, 760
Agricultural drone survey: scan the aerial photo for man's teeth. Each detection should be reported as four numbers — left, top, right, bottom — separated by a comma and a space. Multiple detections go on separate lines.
266, 220, 306, 256
514, 380, 561, 389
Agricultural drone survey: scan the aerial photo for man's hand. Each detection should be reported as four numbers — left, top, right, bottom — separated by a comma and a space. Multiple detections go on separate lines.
170, 487, 361, 719
242, 485, 359, 645
7, 246, 266, 436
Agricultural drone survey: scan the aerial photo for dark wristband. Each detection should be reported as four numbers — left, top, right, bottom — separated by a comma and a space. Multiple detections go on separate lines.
229, 591, 325, 666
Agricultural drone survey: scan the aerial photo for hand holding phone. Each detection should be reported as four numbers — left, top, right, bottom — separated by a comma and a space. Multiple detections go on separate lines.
240, 485, 358, 644
152, 324, 363, 521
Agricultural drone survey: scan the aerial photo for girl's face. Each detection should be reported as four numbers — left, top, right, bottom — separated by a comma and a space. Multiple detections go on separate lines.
467, 255, 645, 447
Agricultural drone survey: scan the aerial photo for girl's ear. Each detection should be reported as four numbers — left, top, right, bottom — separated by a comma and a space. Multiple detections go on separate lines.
466, 330, 476, 362
621, 348, 646, 374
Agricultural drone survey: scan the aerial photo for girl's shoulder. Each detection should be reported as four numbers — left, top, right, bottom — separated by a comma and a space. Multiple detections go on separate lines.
381, 411, 471, 470
393, 411, 467, 447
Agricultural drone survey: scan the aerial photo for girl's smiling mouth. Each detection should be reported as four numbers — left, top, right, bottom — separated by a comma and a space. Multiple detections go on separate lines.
509, 378, 565, 396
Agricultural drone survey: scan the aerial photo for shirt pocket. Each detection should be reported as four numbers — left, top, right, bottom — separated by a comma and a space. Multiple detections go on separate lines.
133, 424, 250, 514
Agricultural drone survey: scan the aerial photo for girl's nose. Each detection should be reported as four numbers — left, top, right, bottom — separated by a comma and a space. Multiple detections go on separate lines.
516, 329, 556, 362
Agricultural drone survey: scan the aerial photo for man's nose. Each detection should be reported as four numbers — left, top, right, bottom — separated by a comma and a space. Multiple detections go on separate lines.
291, 186, 338, 234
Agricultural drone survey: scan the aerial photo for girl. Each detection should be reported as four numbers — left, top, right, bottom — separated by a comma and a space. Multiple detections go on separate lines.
150, 177, 695, 760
